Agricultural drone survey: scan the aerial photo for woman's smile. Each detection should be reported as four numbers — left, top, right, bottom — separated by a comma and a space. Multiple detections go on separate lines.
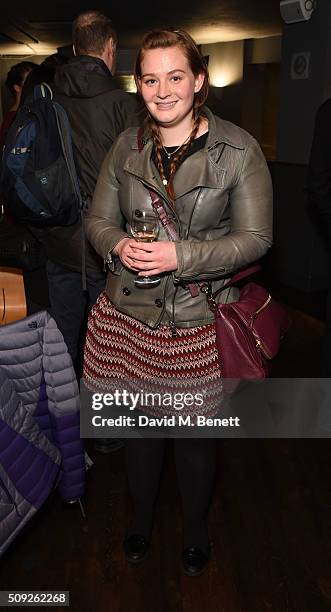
155, 101, 177, 110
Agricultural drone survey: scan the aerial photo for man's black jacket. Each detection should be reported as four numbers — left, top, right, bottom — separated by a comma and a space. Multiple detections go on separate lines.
33, 55, 141, 275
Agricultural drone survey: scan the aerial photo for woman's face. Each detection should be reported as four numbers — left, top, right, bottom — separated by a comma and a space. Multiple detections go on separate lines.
139, 45, 204, 129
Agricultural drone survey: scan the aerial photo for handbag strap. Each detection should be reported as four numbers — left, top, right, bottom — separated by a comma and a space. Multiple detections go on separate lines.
137, 127, 179, 239
145, 188, 181, 241
216, 264, 261, 293
201, 263, 261, 310
137, 128, 199, 297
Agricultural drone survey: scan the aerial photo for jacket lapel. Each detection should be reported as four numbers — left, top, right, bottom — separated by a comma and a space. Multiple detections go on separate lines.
123, 108, 245, 200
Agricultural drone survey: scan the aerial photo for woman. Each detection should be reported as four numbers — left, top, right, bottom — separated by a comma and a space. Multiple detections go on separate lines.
84, 29, 273, 576
0, 61, 36, 149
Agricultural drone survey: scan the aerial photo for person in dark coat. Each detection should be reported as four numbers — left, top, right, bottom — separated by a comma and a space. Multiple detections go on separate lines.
31, 10, 141, 376
0, 61, 37, 149
308, 99, 331, 376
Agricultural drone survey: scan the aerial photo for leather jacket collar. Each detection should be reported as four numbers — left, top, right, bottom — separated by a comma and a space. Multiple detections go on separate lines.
123, 106, 244, 200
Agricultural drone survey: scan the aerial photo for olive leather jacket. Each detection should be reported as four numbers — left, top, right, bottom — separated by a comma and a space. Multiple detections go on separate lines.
85, 107, 273, 329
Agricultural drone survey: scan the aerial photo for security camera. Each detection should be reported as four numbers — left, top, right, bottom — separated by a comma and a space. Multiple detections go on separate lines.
280, 0, 316, 24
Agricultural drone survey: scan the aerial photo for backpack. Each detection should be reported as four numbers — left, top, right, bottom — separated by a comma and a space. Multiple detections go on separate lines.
0, 83, 82, 227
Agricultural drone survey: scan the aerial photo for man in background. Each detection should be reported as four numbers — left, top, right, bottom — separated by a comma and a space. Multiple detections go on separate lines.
35, 10, 141, 451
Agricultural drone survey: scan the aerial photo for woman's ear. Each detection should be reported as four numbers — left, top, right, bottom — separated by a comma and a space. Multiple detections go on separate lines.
107, 38, 117, 74
194, 73, 205, 93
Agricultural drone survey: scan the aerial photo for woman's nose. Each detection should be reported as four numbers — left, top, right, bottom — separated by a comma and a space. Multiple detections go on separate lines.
156, 80, 171, 98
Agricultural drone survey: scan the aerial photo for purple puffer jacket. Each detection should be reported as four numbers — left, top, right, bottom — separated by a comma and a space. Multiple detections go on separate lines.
0, 310, 86, 555
0, 368, 61, 556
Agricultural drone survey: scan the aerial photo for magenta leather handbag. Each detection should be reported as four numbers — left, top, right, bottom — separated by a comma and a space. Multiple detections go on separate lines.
201, 266, 291, 382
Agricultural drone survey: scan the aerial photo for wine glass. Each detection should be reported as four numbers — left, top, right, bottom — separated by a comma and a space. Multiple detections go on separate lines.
130, 210, 161, 288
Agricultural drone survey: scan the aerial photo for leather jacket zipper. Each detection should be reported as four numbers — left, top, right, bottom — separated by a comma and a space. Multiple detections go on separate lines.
130, 174, 181, 336
185, 188, 202, 239
169, 285, 179, 337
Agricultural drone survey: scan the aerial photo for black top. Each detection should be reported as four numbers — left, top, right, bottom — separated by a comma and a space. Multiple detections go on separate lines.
153, 132, 208, 182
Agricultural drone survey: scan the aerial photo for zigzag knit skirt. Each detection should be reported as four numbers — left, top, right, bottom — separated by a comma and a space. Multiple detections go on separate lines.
83, 292, 222, 419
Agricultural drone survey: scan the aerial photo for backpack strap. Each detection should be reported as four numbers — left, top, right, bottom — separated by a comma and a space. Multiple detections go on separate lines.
35, 84, 85, 292
53, 102, 87, 291
53, 103, 82, 207
33, 82, 53, 101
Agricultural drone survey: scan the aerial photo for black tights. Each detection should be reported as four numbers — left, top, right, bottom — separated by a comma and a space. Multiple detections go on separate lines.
125, 437, 217, 551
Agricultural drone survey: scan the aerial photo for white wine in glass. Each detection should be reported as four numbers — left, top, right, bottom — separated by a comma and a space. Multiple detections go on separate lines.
130, 210, 161, 288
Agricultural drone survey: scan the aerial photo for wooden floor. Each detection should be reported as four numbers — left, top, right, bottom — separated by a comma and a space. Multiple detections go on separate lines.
1, 291, 331, 612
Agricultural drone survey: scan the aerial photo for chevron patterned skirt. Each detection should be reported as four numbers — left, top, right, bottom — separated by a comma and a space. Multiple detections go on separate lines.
83, 292, 222, 418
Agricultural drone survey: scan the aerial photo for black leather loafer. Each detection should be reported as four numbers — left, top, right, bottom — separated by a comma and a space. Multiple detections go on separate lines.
182, 546, 210, 576
123, 534, 150, 563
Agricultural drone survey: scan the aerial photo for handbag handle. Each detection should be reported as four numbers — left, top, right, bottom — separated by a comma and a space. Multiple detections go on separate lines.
201, 263, 261, 311
215, 264, 261, 293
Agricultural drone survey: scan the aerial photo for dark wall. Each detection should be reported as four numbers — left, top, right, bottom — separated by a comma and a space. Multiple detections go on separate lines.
277, 0, 331, 164
268, 162, 328, 292
207, 83, 243, 126
241, 63, 280, 160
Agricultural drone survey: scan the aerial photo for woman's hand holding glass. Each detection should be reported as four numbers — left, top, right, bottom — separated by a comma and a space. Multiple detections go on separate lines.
129, 211, 161, 287
114, 235, 178, 279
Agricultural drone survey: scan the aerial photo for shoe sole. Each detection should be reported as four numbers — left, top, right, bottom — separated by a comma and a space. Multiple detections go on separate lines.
183, 565, 208, 577
125, 550, 149, 564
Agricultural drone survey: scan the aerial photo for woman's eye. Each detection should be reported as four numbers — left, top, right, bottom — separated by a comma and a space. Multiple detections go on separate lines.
144, 79, 157, 86
171, 75, 182, 82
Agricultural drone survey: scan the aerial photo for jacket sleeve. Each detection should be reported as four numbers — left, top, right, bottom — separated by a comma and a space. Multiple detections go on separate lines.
174, 138, 273, 280
307, 101, 331, 221
85, 138, 130, 264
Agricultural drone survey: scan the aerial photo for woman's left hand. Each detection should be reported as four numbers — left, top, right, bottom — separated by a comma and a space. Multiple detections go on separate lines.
127, 241, 178, 275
